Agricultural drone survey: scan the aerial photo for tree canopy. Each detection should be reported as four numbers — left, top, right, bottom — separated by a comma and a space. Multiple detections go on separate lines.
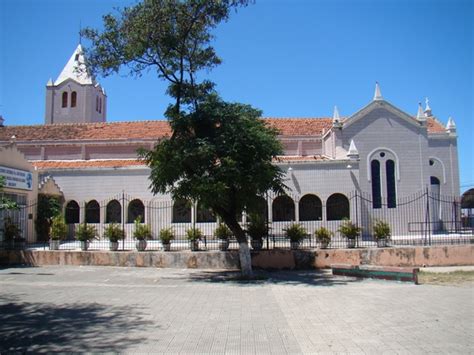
84, 0, 285, 277
140, 94, 285, 220
83, 0, 250, 115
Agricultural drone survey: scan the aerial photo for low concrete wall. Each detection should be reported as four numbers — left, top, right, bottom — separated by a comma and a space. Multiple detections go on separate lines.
0, 245, 472, 269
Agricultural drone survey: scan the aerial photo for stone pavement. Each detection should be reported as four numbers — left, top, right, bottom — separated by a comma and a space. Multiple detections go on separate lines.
0, 266, 472, 354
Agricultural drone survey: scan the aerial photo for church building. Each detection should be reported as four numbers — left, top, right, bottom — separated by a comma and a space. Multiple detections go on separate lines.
0, 45, 461, 244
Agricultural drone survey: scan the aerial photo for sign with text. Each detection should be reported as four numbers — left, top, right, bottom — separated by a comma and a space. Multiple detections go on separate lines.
0, 166, 33, 191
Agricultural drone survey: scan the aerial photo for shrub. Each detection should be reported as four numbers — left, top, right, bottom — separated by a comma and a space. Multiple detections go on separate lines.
4, 217, 22, 241
338, 220, 361, 240
186, 227, 203, 241
159, 227, 175, 244
133, 217, 152, 240
284, 223, 308, 242
104, 223, 125, 242
75, 223, 97, 242
246, 214, 268, 241
214, 223, 232, 240
315, 227, 333, 244
50, 214, 67, 241
373, 220, 391, 241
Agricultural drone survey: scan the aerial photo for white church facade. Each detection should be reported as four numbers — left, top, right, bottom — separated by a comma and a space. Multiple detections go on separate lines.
0, 45, 462, 245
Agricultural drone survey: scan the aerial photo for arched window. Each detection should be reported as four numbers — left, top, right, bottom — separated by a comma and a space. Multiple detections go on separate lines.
71, 91, 77, 107
371, 160, 381, 209
430, 176, 440, 185
106, 200, 121, 223
172, 199, 191, 223
197, 202, 216, 223
246, 196, 268, 222
85, 200, 100, 223
386, 160, 396, 208
62, 92, 68, 108
299, 194, 322, 221
327, 193, 350, 221
128, 199, 145, 223
65, 200, 80, 224
272, 195, 295, 222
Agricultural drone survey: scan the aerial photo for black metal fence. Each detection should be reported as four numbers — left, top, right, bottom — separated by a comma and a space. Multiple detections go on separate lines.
1, 189, 472, 251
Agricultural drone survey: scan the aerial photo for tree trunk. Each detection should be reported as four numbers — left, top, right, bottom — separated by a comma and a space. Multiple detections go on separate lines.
220, 214, 253, 278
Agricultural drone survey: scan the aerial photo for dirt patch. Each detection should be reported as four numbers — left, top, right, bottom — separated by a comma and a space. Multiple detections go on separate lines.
418, 271, 474, 286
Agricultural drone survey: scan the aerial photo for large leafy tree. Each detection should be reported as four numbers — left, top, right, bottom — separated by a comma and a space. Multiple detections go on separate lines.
141, 95, 285, 276
83, 0, 286, 277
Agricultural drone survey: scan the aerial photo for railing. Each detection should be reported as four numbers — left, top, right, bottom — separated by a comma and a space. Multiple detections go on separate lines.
1, 189, 473, 251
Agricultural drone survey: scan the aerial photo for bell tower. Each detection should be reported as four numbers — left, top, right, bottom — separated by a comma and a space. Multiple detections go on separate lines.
45, 44, 107, 124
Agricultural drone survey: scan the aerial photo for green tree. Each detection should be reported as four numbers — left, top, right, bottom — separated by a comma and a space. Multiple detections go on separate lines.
82, 0, 250, 116
83, 0, 285, 277
141, 95, 285, 276
0, 176, 19, 211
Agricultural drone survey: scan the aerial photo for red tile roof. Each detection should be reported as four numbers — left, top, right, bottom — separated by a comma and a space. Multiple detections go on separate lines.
426, 118, 446, 133
0, 117, 446, 142
32, 159, 146, 170
264, 118, 333, 136
32, 155, 331, 170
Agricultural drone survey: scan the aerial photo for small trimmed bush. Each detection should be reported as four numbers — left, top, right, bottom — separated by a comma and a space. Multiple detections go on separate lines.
104, 223, 125, 242
338, 220, 361, 240
373, 220, 391, 241
214, 223, 232, 240
50, 214, 68, 241
315, 227, 333, 245
75, 223, 97, 242
186, 227, 203, 241
133, 217, 152, 240
159, 227, 175, 244
284, 223, 308, 242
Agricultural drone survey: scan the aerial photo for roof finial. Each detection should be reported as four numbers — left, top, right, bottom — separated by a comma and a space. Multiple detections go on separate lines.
446, 116, 456, 131
373, 81, 383, 101
332, 105, 342, 128
347, 140, 359, 160
416, 102, 426, 121
424, 97, 432, 117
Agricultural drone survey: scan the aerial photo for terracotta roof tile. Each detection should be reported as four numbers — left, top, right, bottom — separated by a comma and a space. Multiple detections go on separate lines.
0, 116, 446, 142
426, 118, 446, 133
32, 159, 146, 170
264, 118, 332, 136
274, 155, 330, 162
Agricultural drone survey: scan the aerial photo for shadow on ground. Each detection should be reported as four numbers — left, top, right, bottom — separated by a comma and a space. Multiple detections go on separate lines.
0, 295, 154, 353
185, 269, 362, 287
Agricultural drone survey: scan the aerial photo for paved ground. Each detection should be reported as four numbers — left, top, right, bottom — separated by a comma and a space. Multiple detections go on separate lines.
0, 266, 473, 354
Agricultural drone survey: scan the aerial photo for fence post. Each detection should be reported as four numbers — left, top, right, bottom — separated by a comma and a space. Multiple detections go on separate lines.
424, 187, 431, 245
122, 191, 125, 251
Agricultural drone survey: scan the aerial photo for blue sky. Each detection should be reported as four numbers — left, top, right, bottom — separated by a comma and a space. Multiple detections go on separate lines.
0, 0, 472, 192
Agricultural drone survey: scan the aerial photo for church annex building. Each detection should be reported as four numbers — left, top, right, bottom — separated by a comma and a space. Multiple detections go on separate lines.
0, 45, 467, 248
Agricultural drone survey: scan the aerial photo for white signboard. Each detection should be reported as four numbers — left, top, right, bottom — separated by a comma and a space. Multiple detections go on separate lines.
0, 166, 33, 191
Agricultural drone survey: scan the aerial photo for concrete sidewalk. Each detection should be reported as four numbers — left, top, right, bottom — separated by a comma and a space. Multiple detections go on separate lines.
1, 265, 473, 354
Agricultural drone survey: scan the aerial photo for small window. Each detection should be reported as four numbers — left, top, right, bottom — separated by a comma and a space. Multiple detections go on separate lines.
85, 200, 100, 223
99, 97, 102, 114
128, 199, 145, 223
172, 199, 191, 223
371, 160, 382, 209
96, 96, 99, 112
386, 160, 397, 208
429, 159, 434, 166
65, 200, 80, 224
75, 53, 80, 61
71, 91, 77, 107
299, 194, 322, 221
197, 202, 216, 223
272, 195, 295, 222
106, 200, 121, 223
62, 92, 68, 108
327, 193, 350, 221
